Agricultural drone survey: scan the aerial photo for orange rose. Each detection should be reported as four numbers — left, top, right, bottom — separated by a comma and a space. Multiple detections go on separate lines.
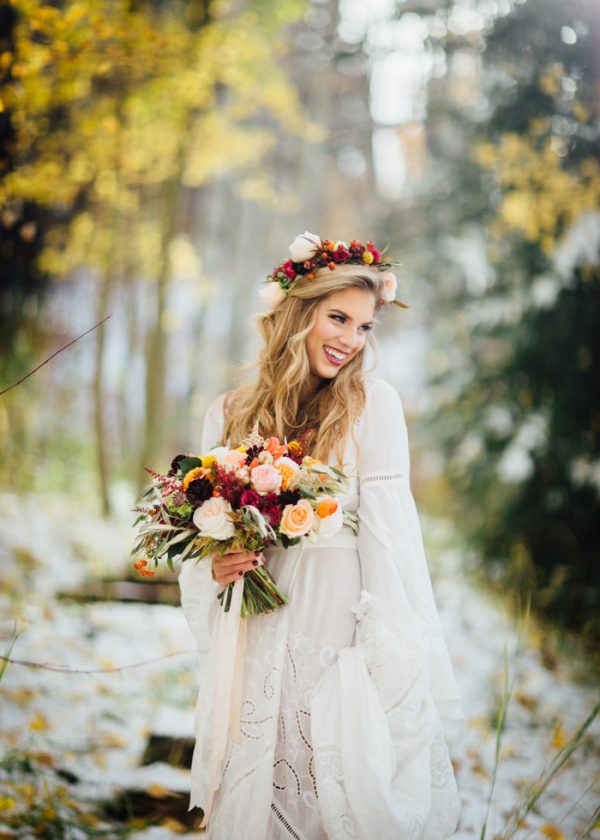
280, 500, 314, 538
315, 498, 338, 519
275, 456, 300, 491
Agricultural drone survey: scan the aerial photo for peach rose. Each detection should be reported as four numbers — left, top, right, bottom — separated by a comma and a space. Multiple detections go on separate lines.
223, 449, 246, 469
251, 463, 283, 494
274, 456, 300, 491
380, 271, 397, 303
280, 499, 315, 538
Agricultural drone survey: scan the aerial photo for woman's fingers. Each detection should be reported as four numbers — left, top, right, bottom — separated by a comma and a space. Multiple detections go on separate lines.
220, 549, 260, 566
212, 551, 264, 587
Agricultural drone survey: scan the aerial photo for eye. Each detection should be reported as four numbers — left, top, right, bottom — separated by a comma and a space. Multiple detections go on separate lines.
359, 324, 373, 333
330, 314, 345, 324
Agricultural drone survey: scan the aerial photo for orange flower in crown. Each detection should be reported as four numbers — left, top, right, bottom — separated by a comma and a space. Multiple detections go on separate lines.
259, 230, 408, 311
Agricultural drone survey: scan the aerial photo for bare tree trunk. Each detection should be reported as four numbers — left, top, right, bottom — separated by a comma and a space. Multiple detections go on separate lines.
93, 263, 114, 517
137, 175, 182, 493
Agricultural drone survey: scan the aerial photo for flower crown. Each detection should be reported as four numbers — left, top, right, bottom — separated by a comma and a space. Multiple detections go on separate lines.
259, 231, 408, 311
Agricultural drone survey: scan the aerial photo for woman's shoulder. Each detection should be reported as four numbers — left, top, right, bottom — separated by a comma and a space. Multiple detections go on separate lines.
362, 375, 404, 411
206, 390, 229, 416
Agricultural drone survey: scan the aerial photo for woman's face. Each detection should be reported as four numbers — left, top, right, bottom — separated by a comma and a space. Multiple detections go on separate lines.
305, 287, 376, 384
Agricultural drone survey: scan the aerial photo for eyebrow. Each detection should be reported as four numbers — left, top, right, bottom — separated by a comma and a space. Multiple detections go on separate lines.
328, 308, 374, 327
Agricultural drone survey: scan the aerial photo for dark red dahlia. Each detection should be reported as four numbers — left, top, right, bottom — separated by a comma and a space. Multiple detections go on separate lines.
186, 478, 213, 505
279, 490, 301, 506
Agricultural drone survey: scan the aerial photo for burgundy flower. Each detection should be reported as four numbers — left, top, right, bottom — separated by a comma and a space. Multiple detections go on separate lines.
214, 464, 243, 508
279, 490, 300, 507
257, 492, 278, 507
240, 489, 260, 508
262, 505, 282, 528
186, 478, 213, 505
333, 248, 350, 263
245, 445, 264, 466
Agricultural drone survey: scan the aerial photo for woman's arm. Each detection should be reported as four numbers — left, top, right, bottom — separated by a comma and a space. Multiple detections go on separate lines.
178, 393, 228, 652
356, 377, 464, 729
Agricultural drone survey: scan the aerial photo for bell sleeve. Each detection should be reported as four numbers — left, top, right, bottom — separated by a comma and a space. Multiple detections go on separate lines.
355, 377, 464, 733
310, 378, 464, 836
178, 392, 227, 657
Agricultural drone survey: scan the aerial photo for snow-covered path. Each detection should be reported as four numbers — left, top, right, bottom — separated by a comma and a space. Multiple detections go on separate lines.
0, 491, 598, 838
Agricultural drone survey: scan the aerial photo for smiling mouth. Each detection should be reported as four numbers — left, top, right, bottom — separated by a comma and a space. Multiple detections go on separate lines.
323, 345, 347, 366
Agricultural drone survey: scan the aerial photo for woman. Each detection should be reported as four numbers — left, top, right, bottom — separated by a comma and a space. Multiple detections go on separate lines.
179, 232, 464, 839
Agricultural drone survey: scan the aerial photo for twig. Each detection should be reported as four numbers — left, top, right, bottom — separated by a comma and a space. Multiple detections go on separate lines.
0, 314, 113, 396
574, 800, 600, 840
0, 648, 195, 675
479, 592, 531, 840
0, 621, 22, 682
500, 700, 600, 838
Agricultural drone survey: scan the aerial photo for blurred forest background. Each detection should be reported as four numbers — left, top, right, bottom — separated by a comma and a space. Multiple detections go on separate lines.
1, 0, 599, 834
2, 0, 598, 653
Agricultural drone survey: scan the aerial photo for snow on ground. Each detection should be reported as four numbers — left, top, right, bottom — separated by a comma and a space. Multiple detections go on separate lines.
0, 491, 598, 838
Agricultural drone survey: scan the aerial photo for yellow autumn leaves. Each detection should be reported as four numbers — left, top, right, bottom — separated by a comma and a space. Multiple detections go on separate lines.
473, 61, 599, 256
0, 0, 319, 278
474, 133, 600, 255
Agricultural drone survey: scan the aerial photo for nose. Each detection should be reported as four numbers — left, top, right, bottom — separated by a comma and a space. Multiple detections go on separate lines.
337, 322, 362, 352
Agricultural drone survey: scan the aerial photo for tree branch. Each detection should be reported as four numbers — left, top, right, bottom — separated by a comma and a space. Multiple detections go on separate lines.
0, 314, 113, 396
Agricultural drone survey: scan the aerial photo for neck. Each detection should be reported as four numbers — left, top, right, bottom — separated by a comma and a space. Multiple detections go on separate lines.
301, 373, 324, 403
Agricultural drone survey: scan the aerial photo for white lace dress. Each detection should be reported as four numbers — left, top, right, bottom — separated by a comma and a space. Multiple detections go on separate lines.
178, 376, 464, 839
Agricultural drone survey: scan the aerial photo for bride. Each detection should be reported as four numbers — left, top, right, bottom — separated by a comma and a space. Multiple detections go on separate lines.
178, 232, 464, 839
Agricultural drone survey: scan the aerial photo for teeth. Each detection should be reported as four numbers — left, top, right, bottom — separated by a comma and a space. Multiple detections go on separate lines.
325, 346, 345, 361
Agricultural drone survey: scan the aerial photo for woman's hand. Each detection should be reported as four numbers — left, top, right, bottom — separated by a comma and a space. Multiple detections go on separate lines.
212, 549, 264, 587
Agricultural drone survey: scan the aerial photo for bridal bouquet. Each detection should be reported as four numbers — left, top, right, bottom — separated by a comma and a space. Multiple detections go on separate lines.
131, 424, 358, 616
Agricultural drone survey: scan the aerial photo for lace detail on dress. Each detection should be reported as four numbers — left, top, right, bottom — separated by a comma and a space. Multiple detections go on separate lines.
271, 801, 303, 840
270, 630, 327, 839
359, 470, 405, 484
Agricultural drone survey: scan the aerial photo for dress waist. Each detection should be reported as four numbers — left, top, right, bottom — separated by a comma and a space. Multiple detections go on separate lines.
264, 524, 358, 554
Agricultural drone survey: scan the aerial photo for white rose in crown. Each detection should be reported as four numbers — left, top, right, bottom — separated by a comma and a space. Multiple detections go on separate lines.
380, 271, 398, 303
193, 497, 235, 540
259, 282, 286, 310
289, 231, 322, 263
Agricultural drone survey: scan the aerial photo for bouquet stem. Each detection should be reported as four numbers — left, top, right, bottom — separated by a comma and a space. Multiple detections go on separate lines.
218, 565, 289, 616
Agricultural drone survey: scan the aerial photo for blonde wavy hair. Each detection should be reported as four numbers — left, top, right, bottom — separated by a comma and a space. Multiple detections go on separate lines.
221, 263, 387, 466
